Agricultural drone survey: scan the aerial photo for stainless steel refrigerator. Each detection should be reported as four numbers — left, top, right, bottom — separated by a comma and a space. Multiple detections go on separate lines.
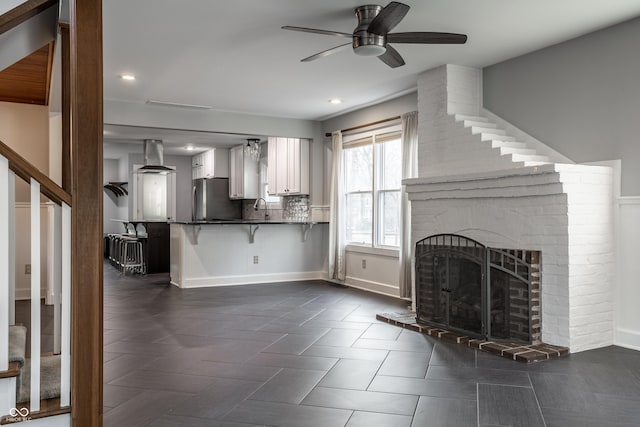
192, 178, 242, 221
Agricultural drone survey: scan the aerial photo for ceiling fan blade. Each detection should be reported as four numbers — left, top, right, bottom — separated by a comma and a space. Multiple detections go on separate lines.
282, 26, 352, 38
368, 1, 410, 35
387, 32, 468, 44
301, 43, 352, 62
378, 44, 405, 68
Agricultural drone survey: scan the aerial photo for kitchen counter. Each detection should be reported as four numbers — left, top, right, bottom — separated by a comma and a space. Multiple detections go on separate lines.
169, 221, 329, 288
171, 219, 328, 225
173, 219, 327, 244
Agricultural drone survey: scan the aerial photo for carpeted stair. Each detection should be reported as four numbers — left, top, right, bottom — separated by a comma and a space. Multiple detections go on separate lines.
9, 325, 26, 400
17, 355, 61, 403
8, 325, 61, 405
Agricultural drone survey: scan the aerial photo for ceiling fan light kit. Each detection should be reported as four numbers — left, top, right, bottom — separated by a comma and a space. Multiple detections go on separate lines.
283, 1, 467, 68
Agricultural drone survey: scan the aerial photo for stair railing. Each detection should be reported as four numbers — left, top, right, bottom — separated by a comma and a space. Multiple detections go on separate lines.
0, 140, 71, 413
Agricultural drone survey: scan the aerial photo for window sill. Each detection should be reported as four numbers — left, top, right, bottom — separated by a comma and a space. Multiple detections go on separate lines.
346, 244, 399, 258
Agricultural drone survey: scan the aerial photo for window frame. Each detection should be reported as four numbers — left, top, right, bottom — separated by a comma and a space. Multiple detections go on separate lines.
342, 124, 402, 250
259, 150, 281, 208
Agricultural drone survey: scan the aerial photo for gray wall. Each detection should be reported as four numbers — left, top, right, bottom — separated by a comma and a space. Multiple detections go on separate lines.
322, 92, 418, 135
103, 159, 123, 234
483, 16, 640, 195
321, 92, 418, 203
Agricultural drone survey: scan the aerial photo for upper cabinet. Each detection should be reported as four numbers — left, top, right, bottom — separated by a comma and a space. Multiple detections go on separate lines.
192, 148, 229, 180
267, 137, 310, 196
229, 145, 259, 199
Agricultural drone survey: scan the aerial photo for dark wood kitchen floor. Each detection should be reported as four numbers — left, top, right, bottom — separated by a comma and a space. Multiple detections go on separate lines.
103, 264, 640, 427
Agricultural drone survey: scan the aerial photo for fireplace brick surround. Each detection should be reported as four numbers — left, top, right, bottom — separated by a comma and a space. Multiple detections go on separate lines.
404, 65, 615, 353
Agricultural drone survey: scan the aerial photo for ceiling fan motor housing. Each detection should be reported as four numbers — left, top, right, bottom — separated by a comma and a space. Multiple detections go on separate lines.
353, 5, 387, 56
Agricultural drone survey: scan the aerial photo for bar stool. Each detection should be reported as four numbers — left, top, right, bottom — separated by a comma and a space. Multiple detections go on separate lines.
120, 236, 146, 274
106, 234, 121, 268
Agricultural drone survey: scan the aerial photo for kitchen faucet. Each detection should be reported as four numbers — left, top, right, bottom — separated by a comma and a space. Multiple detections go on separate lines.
253, 198, 269, 220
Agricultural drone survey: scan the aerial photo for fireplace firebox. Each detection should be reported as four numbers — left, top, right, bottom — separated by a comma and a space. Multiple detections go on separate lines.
415, 234, 540, 344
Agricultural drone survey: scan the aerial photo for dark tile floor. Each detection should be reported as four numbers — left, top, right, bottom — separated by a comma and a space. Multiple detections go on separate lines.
103, 265, 640, 427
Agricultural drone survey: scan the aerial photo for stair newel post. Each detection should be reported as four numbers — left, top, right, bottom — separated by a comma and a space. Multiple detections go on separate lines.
30, 179, 41, 412
0, 155, 8, 372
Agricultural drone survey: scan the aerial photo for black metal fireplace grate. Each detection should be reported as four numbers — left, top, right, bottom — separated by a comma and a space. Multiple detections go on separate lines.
415, 234, 539, 344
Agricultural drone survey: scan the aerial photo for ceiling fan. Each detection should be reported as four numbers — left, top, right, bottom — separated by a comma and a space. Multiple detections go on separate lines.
282, 1, 467, 68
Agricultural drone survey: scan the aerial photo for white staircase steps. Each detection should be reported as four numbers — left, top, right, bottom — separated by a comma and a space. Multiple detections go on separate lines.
512, 154, 550, 163
470, 126, 506, 136
498, 147, 537, 156
454, 114, 490, 123
479, 133, 516, 142
462, 120, 497, 129
490, 140, 528, 149
454, 114, 552, 167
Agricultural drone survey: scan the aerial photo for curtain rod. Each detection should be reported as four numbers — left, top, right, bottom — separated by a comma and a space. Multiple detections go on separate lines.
324, 115, 401, 138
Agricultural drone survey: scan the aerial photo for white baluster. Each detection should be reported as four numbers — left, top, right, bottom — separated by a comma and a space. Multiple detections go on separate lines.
0, 155, 8, 371
50, 204, 61, 355
8, 171, 15, 326
60, 202, 71, 407
30, 179, 41, 411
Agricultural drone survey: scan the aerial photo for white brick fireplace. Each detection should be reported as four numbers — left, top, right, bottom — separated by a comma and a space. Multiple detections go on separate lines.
405, 65, 615, 352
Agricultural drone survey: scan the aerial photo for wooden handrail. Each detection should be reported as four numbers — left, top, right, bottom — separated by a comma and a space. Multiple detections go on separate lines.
0, 140, 72, 206
0, 361, 20, 379
0, 0, 58, 36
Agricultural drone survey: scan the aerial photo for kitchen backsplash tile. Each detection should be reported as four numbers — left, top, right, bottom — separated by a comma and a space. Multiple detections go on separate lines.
283, 195, 309, 222
241, 195, 309, 222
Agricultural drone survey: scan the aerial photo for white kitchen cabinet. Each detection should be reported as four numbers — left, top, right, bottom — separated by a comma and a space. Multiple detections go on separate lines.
229, 145, 259, 199
267, 137, 309, 196
192, 148, 229, 180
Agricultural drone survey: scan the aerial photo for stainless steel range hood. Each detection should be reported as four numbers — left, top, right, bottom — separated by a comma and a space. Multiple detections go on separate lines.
135, 139, 175, 174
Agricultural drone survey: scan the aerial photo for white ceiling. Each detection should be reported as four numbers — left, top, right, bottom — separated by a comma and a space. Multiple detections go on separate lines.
101, 0, 640, 152
103, 124, 263, 158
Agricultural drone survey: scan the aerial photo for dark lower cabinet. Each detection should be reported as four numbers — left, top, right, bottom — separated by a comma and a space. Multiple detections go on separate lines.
143, 222, 170, 274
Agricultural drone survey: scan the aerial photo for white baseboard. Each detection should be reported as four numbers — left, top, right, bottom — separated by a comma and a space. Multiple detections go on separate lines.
615, 328, 640, 351
15, 289, 46, 301
180, 271, 329, 288
344, 276, 405, 300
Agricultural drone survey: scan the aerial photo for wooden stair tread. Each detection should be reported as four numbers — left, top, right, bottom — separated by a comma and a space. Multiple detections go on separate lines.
0, 361, 21, 379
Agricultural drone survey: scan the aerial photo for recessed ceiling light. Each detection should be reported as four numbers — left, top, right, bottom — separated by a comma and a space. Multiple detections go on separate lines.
185, 145, 195, 151
120, 73, 136, 81
329, 98, 342, 104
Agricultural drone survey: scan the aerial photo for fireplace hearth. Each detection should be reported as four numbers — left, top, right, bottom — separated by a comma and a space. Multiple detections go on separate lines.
415, 234, 540, 344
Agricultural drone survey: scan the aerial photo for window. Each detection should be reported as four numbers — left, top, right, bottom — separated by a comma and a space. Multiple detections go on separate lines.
260, 151, 280, 205
343, 128, 401, 248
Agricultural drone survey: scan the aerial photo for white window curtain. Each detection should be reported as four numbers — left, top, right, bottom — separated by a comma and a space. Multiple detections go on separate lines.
328, 131, 346, 281
398, 111, 418, 298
